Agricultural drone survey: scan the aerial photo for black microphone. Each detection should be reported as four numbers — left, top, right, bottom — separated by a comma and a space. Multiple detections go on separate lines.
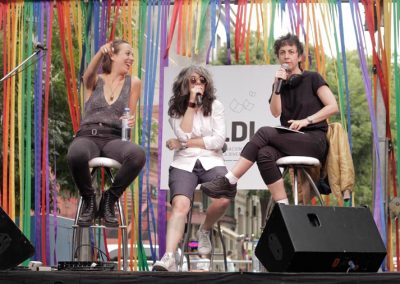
274, 63, 289, 94
34, 42, 47, 51
195, 92, 202, 107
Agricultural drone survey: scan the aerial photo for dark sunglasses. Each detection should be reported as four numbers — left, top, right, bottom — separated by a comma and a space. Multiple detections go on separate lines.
189, 76, 207, 85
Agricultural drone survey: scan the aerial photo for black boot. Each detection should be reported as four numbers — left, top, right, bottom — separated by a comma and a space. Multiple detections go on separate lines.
77, 194, 96, 227
99, 191, 119, 227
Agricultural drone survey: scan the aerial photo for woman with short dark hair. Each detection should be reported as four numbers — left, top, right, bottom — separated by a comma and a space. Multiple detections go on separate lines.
201, 33, 338, 205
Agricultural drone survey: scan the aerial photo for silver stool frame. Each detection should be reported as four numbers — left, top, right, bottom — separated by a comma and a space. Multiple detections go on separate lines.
71, 157, 128, 271
179, 199, 228, 272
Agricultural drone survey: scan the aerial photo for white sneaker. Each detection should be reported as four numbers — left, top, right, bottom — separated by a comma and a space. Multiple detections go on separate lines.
152, 253, 177, 272
197, 227, 212, 255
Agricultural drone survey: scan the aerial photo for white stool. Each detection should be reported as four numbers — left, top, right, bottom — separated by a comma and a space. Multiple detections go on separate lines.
276, 156, 324, 205
71, 157, 128, 271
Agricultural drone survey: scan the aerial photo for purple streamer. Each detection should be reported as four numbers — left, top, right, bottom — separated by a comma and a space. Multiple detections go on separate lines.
350, 1, 386, 247
34, 2, 45, 260
157, 0, 170, 258
100, 1, 107, 45
44, 2, 51, 264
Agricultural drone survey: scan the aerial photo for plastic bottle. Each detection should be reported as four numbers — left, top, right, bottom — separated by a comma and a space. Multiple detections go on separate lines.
121, 107, 130, 141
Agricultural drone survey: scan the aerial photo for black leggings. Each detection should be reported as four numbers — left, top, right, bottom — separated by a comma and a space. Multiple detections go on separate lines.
67, 134, 146, 198
240, 126, 327, 185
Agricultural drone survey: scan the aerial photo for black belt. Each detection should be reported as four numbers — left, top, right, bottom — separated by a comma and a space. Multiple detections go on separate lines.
76, 128, 122, 137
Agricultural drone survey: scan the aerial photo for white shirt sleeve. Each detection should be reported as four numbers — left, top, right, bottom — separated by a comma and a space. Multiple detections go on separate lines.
202, 100, 226, 150
168, 116, 191, 142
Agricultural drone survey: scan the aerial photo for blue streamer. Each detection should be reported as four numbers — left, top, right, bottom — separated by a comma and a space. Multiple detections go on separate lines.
337, 0, 353, 150
206, 0, 221, 64
156, 0, 170, 259
224, 0, 231, 65
210, 0, 217, 48
93, 0, 100, 53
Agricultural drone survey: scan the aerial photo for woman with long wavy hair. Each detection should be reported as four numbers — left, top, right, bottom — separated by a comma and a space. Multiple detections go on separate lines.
153, 66, 236, 272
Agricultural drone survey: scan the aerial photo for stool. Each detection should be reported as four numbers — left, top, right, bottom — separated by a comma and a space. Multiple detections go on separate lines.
71, 157, 128, 271
276, 156, 324, 205
178, 199, 228, 272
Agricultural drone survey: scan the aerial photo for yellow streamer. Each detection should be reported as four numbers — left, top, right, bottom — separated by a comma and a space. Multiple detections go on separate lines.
194, 0, 201, 55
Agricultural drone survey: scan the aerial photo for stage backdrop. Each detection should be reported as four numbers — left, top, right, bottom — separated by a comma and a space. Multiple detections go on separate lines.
160, 65, 280, 190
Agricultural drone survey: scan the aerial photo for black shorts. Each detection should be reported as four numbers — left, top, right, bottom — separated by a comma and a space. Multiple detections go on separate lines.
168, 160, 230, 203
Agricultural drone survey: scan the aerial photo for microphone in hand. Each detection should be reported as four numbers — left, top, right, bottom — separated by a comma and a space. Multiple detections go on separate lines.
195, 92, 202, 107
274, 63, 289, 94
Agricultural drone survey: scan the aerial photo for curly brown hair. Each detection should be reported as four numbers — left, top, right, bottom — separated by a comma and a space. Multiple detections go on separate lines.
168, 66, 216, 118
273, 33, 304, 70
273, 33, 304, 57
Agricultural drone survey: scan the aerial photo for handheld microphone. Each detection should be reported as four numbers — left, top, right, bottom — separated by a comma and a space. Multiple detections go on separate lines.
195, 92, 202, 107
33, 41, 47, 51
274, 63, 289, 94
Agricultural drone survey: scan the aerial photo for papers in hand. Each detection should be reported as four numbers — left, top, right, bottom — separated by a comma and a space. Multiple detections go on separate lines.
273, 125, 305, 134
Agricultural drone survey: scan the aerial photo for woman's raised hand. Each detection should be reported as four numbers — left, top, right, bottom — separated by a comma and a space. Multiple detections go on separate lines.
101, 42, 113, 56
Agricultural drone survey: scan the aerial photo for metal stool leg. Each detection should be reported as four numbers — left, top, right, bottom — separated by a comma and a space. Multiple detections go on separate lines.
116, 199, 128, 271
180, 201, 193, 272
106, 168, 128, 271
293, 167, 299, 205
217, 222, 228, 272
72, 163, 128, 270
209, 229, 215, 271
301, 168, 325, 205
71, 197, 83, 260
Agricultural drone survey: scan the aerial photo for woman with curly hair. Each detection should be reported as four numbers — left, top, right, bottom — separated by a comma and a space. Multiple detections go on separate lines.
201, 33, 338, 205
153, 65, 236, 272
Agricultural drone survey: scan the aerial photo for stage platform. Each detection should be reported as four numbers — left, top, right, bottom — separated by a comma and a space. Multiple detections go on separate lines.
1, 270, 400, 284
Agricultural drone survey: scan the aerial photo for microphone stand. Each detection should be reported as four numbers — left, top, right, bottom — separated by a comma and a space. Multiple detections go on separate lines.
0, 48, 44, 83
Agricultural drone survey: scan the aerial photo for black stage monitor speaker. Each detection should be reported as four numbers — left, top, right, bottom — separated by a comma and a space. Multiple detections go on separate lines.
255, 204, 386, 272
0, 207, 35, 270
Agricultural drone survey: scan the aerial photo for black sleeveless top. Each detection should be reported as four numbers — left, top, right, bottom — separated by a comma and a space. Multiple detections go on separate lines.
80, 75, 131, 130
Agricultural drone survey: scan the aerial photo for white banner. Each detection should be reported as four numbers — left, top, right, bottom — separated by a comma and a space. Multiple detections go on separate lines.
160, 65, 280, 190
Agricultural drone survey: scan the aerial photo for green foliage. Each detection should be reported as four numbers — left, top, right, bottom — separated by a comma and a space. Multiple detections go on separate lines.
213, 32, 276, 66
325, 51, 373, 206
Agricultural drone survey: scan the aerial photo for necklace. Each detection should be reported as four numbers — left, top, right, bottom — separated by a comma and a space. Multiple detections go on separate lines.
106, 76, 123, 102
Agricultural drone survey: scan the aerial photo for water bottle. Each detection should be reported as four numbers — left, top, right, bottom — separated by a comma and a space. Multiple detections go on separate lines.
121, 107, 130, 141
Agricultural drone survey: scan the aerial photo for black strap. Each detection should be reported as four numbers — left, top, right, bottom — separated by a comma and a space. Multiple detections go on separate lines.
76, 128, 122, 137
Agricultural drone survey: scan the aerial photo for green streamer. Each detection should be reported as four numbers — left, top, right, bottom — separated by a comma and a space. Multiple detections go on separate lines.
267, 0, 277, 57
23, 1, 33, 243
196, 0, 209, 53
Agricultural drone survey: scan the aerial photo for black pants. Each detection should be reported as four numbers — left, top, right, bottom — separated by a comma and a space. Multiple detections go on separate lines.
67, 134, 146, 198
240, 126, 327, 185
